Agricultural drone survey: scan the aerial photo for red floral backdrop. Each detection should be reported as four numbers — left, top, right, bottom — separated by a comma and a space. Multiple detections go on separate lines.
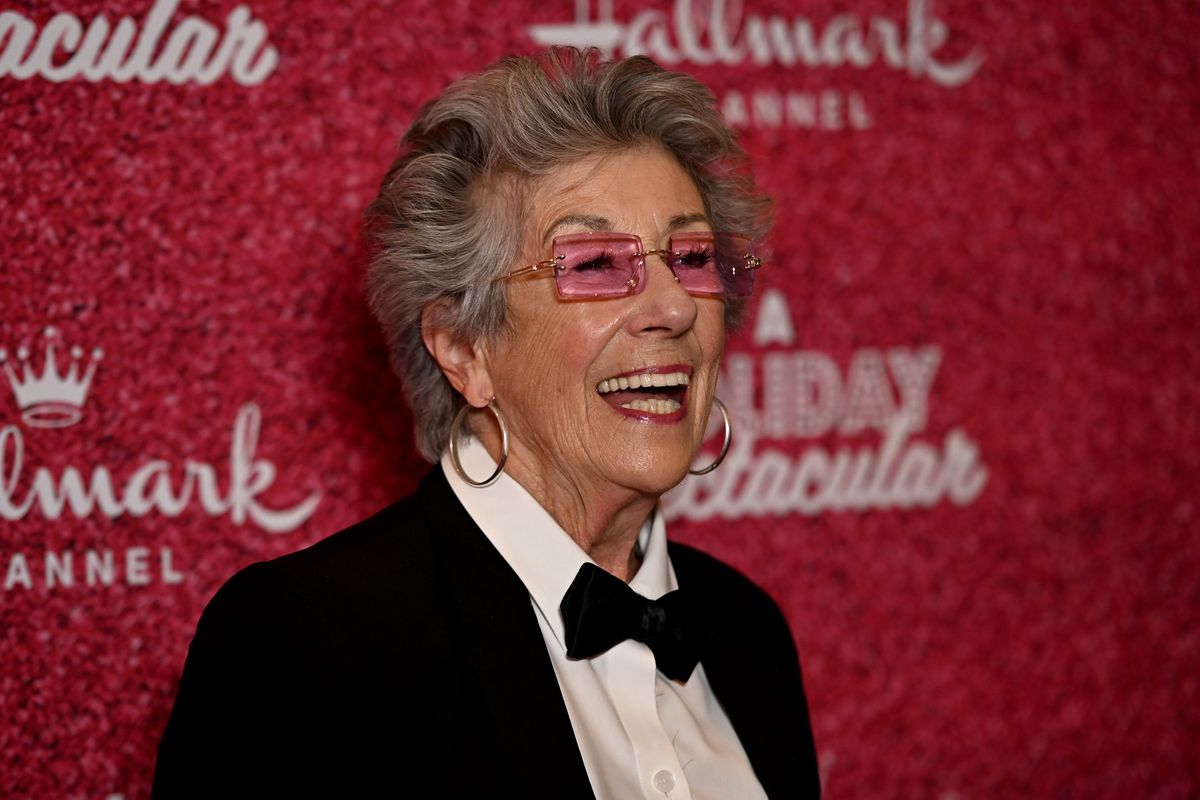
2, 0, 1197, 797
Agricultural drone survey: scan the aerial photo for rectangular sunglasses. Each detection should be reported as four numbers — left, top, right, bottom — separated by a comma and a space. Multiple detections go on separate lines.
500, 231, 762, 299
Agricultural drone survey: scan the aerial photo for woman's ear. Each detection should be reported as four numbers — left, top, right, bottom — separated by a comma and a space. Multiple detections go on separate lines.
421, 302, 495, 408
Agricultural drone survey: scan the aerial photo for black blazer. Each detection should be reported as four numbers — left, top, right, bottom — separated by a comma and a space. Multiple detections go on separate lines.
153, 468, 820, 798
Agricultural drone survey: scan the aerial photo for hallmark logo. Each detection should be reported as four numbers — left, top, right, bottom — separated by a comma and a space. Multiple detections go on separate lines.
529, 0, 984, 131
528, 0, 984, 88
0, 325, 319, 533
0, 327, 101, 429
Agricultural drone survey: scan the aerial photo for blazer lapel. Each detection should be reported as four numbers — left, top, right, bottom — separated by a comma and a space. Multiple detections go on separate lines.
418, 470, 596, 799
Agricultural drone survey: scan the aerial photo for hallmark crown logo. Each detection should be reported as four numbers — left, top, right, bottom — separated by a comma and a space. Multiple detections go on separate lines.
0, 322, 319, 533
0, 327, 103, 429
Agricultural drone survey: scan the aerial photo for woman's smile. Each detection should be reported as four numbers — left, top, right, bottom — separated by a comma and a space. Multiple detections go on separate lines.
595, 364, 692, 422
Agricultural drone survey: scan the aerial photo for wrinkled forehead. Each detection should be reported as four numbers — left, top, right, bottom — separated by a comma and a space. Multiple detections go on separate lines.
519, 146, 710, 255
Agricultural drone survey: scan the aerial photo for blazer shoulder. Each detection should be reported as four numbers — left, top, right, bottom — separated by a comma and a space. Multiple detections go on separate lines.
155, 470, 548, 798
668, 540, 790, 626
155, 486, 458, 793
266, 490, 427, 577
185, 485, 453, 692
230, 489, 438, 614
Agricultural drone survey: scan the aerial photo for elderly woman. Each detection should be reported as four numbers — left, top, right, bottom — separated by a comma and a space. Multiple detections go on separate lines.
154, 49, 819, 799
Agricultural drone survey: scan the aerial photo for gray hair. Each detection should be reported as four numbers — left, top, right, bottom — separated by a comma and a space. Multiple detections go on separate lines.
365, 48, 771, 462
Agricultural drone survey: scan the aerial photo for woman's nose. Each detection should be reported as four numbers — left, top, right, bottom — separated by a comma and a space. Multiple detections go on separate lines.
627, 254, 699, 336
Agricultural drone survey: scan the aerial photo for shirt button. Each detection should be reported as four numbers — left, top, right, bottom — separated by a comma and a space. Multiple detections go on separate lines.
653, 769, 676, 793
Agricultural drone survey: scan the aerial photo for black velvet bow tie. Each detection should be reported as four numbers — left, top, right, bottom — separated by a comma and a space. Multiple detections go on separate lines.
560, 562, 703, 682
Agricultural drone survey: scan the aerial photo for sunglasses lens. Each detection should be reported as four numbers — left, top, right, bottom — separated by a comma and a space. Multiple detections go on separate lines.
544, 232, 758, 299
668, 232, 757, 298
552, 233, 642, 299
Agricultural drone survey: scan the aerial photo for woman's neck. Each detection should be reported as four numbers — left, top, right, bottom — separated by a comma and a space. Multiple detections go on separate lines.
478, 432, 657, 583
518, 462, 656, 582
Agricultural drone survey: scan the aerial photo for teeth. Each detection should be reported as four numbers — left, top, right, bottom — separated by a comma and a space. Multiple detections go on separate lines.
597, 371, 690, 394
620, 398, 682, 414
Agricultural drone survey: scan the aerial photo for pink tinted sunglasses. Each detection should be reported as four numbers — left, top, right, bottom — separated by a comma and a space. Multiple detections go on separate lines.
499, 231, 763, 299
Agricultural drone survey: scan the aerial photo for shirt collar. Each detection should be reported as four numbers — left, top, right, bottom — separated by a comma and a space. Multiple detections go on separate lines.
441, 437, 675, 652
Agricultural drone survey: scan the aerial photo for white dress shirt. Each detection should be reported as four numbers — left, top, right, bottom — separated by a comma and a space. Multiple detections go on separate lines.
443, 439, 767, 800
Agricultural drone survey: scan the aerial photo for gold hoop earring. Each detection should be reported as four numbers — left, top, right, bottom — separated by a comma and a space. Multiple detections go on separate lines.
689, 397, 731, 476
449, 398, 509, 488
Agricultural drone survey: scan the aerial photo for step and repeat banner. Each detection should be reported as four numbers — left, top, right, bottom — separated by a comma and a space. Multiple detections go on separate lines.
2, 0, 1197, 797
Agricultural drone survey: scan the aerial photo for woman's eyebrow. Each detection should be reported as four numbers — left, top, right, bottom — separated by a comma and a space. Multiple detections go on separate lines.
543, 214, 612, 244
668, 212, 710, 230
542, 211, 709, 244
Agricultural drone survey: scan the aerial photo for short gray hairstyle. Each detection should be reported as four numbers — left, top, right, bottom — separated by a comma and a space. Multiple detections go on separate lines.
365, 48, 771, 462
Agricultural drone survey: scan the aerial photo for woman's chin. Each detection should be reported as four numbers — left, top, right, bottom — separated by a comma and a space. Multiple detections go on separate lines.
601, 452, 694, 498
593, 416, 711, 496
